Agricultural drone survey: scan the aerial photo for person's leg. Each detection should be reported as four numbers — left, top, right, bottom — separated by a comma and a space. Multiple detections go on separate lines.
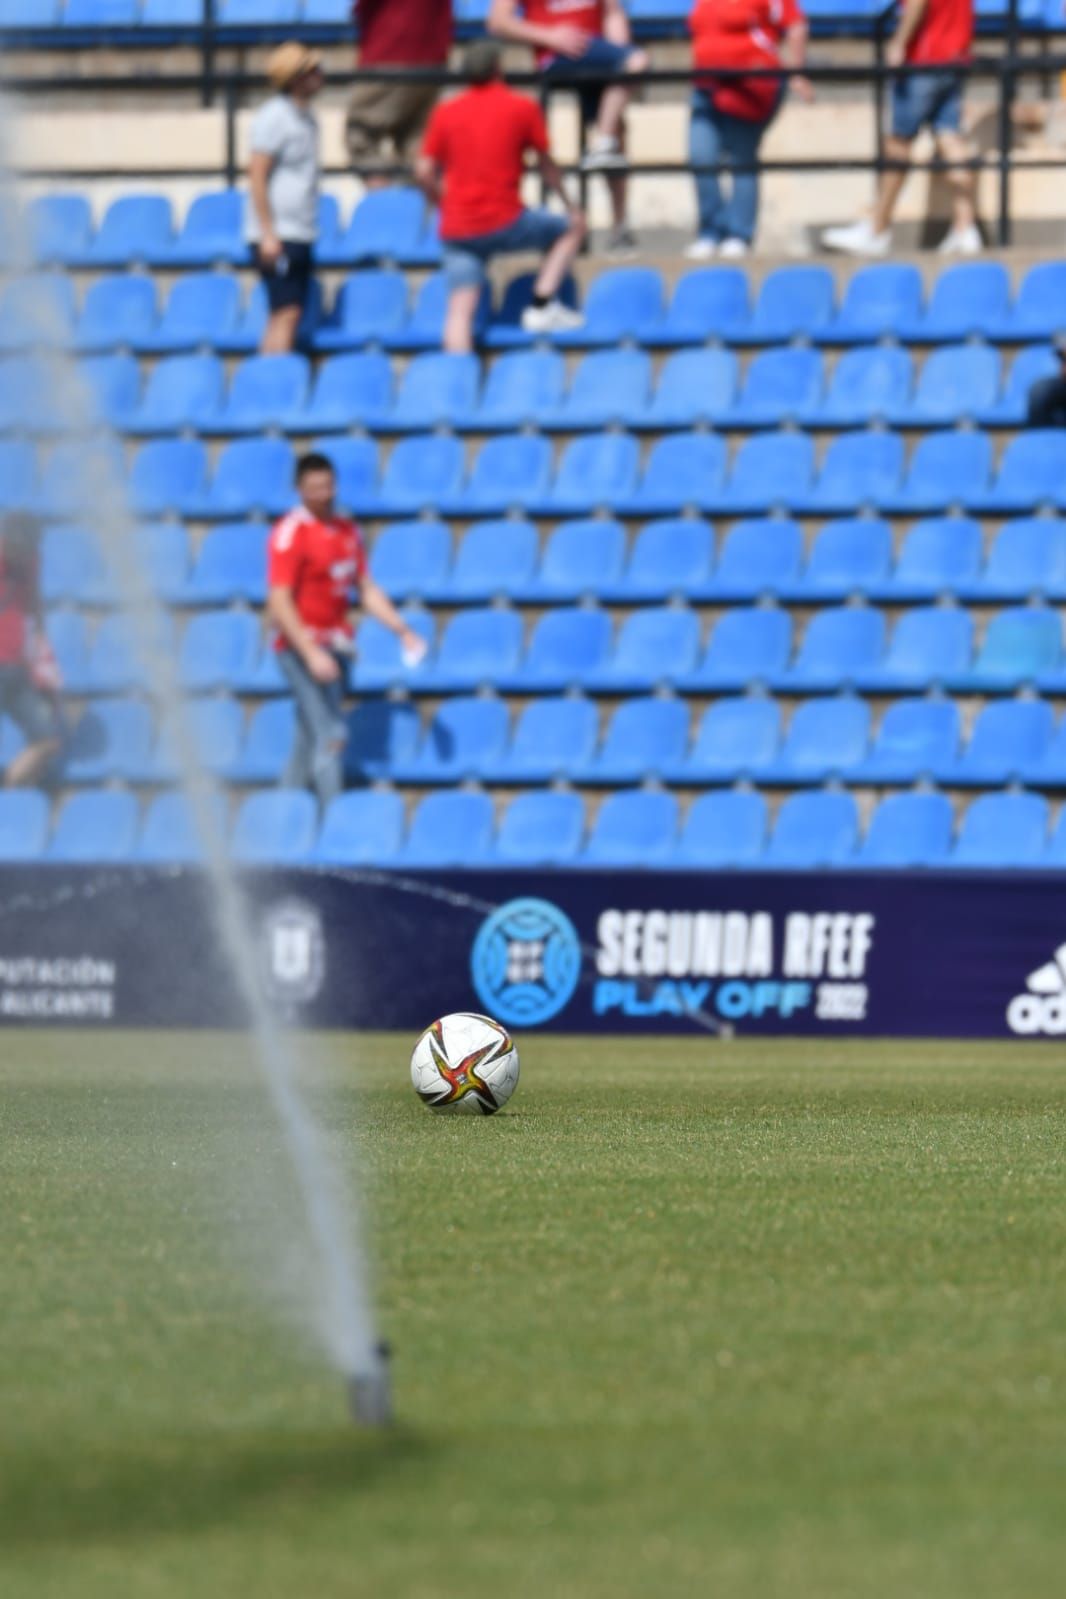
278, 650, 347, 806
823, 78, 915, 253
930, 75, 979, 240
261, 304, 302, 354
440, 243, 485, 354
689, 89, 726, 243
257, 242, 310, 354
4, 738, 60, 788
533, 213, 588, 299
346, 79, 400, 187
716, 110, 767, 245
592, 47, 648, 230
443, 285, 482, 354
3, 675, 62, 788
872, 134, 913, 235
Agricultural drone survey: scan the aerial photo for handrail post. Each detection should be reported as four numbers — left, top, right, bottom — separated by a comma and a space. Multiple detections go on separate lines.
224, 75, 238, 189
998, 0, 1020, 246
202, 0, 216, 109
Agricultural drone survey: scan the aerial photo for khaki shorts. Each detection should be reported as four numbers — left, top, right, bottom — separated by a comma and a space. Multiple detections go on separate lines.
346, 80, 440, 175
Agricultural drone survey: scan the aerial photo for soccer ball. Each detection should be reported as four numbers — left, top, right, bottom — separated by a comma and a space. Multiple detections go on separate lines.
410, 1012, 519, 1116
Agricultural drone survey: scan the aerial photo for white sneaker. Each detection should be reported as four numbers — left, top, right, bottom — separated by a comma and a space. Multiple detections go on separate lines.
606, 226, 637, 259
938, 223, 982, 256
718, 237, 750, 259
822, 218, 891, 257
581, 134, 626, 171
684, 237, 717, 261
521, 300, 585, 334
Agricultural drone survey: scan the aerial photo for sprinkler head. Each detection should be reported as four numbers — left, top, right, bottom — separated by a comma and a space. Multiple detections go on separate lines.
347, 1341, 393, 1426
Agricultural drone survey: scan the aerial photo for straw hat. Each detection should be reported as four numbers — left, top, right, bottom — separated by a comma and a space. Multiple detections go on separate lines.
267, 41, 323, 91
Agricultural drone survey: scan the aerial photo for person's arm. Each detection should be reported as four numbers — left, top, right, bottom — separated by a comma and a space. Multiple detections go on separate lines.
886, 0, 928, 67
267, 585, 341, 681
536, 149, 585, 223
414, 152, 443, 211
488, 0, 591, 58
782, 17, 814, 102
248, 148, 283, 265
360, 577, 427, 659
602, 0, 632, 47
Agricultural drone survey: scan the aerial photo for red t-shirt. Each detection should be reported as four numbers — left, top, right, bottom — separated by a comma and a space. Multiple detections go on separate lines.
907, 0, 972, 65
422, 82, 549, 240
522, 0, 607, 64
690, 0, 804, 122
355, 0, 452, 66
0, 545, 33, 666
267, 505, 368, 651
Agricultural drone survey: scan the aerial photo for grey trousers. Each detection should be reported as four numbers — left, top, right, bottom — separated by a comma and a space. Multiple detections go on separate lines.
277, 648, 348, 807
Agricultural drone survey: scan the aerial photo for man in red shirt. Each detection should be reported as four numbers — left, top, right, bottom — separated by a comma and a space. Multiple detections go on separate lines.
823, 0, 978, 256
0, 513, 63, 789
267, 452, 426, 806
416, 40, 587, 353
347, 0, 453, 184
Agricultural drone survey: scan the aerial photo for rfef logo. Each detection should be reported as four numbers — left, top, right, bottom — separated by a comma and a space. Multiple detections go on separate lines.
1006, 941, 1066, 1035
261, 899, 325, 1006
470, 897, 582, 1027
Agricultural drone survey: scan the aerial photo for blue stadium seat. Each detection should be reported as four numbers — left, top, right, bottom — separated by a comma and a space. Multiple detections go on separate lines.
225, 700, 295, 784
385, 274, 488, 352
179, 610, 262, 692
858, 606, 973, 691
585, 607, 701, 691
394, 697, 510, 782
644, 348, 738, 427
579, 790, 678, 867
65, 697, 154, 784
985, 261, 1066, 342
763, 790, 858, 868
504, 607, 614, 691
124, 354, 225, 435
203, 354, 310, 434
681, 607, 792, 690
138, 273, 242, 354
857, 792, 954, 867
161, 191, 245, 268
851, 698, 960, 783
954, 606, 1062, 690
29, 194, 92, 266
320, 188, 438, 268
1023, 714, 1066, 787
546, 433, 640, 515
480, 697, 599, 783
47, 790, 139, 862
672, 790, 768, 867
0, 274, 75, 353
398, 791, 495, 866
152, 697, 244, 782
779, 607, 885, 691
492, 791, 586, 865
35, 439, 125, 520
877, 516, 983, 600
822, 263, 924, 344
425, 608, 524, 692
80, 352, 141, 430
963, 518, 1066, 600
343, 699, 421, 782
608, 518, 714, 601
0, 440, 36, 509
542, 349, 653, 430
574, 696, 690, 783
73, 274, 157, 354
620, 433, 727, 516
61, 0, 139, 20
140, 522, 196, 610
728, 347, 823, 427
736, 265, 835, 345
462, 349, 566, 429
552, 267, 666, 347
231, 789, 317, 863
789, 518, 893, 600
762, 696, 869, 782
369, 520, 452, 602
286, 351, 392, 432
41, 524, 111, 606
194, 438, 295, 518
381, 352, 479, 431
129, 438, 208, 517
941, 699, 1055, 785
311, 271, 409, 352
979, 345, 1057, 426
370, 434, 464, 515
0, 356, 52, 434
950, 791, 1048, 867
82, 195, 173, 267
482, 271, 579, 349
663, 696, 779, 784
214, 280, 324, 357
444, 434, 551, 516
901, 261, 1011, 342
46, 610, 91, 693
889, 430, 993, 514
181, 524, 269, 606
214, 0, 301, 25
85, 611, 176, 696
812, 346, 912, 428
313, 790, 406, 866
519, 519, 626, 602
444, 520, 538, 603
135, 792, 227, 864
350, 608, 435, 691
904, 344, 1001, 425
0, 790, 49, 861
655, 267, 750, 345
802, 431, 904, 514
701, 517, 803, 600
974, 431, 1066, 513
715, 433, 815, 514
315, 436, 380, 511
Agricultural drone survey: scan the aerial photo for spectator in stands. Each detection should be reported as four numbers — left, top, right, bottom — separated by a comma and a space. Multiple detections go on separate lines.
0, 513, 63, 789
247, 43, 324, 355
822, 0, 979, 257
1027, 333, 1066, 426
687, 0, 812, 259
267, 453, 426, 806
347, 0, 453, 184
488, 0, 647, 254
415, 40, 587, 351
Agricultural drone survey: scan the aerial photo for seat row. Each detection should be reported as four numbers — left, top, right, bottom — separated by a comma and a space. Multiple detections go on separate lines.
42, 603, 1066, 697
8, 261, 1066, 358
13, 346, 1055, 440
47, 693, 1066, 790
6, 785, 1065, 870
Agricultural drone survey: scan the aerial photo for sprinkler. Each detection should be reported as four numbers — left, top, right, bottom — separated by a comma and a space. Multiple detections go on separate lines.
347, 1341, 393, 1426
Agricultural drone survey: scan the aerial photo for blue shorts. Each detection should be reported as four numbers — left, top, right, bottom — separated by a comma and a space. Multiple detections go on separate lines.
254, 240, 313, 312
890, 69, 964, 141
442, 208, 570, 290
543, 37, 634, 124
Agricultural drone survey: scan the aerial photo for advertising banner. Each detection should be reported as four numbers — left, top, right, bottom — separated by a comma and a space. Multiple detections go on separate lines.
0, 864, 1063, 1037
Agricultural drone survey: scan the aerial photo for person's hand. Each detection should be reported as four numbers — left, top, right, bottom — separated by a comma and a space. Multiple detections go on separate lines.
792, 74, 816, 104
305, 644, 341, 683
259, 232, 284, 267
400, 631, 428, 669
885, 36, 906, 69
545, 23, 591, 58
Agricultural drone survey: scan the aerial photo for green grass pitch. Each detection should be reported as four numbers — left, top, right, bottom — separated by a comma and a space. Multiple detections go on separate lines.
2, 1032, 1065, 1598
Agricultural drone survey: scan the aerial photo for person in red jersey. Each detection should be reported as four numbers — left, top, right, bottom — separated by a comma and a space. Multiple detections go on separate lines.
347, 0, 453, 184
489, 0, 647, 253
416, 40, 587, 352
267, 452, 426, 805
0, 512, 64, 789
823, 0, 978, 256
687, 0, 811, 259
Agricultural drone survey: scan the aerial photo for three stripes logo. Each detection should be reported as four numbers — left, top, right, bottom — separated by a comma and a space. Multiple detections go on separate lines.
1006, 942, 1066, 1035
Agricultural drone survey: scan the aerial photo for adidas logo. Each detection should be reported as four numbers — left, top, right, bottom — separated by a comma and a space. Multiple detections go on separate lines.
1006, 942, 1066, 1035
